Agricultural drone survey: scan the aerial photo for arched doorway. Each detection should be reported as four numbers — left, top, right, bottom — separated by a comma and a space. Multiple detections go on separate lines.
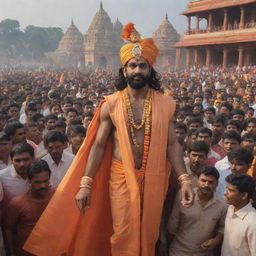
99, 56, 107, 68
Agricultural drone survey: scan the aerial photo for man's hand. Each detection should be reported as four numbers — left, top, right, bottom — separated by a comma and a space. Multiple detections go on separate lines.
201, 238, 218, 250
180, 183, 194, 208
75, 188, 91, 214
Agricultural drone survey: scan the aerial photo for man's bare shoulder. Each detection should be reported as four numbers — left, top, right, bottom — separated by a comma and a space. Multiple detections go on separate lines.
100, 101, 111, 120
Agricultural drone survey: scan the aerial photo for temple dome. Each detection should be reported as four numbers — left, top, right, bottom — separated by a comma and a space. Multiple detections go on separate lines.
57, 19, 84, 53
152, 14, 180, 49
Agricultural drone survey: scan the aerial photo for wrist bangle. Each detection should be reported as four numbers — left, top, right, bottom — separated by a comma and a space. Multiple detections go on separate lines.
80, 175, 94, 189
178, 174, 192, 186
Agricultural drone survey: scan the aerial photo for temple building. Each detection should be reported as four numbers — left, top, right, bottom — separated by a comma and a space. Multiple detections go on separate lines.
46, 19, 84, 68
84, 3, 124, 69
175, 0, 256, 68
152, 14, 180, 71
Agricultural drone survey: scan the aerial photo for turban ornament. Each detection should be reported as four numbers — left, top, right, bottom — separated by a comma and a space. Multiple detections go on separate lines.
120, 22, 159, 66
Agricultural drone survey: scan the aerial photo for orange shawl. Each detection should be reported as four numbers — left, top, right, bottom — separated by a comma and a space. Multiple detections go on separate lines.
24, 90, 176, 256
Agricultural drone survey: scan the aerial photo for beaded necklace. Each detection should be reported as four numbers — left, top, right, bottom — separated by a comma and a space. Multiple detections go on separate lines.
123, 88, 152, 170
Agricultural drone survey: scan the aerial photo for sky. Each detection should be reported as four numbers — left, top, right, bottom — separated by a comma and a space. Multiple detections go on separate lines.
0, 0, 189, 36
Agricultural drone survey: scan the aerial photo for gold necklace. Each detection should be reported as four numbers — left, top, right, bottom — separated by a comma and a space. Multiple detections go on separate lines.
123, 88, 151, 147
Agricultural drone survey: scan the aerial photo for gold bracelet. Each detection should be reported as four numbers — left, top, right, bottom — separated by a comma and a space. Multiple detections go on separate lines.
80, 175, 94, 188
178, 174, 192, 186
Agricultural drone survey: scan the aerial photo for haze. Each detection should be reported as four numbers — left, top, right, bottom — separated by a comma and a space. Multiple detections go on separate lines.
0, 0, 189, 35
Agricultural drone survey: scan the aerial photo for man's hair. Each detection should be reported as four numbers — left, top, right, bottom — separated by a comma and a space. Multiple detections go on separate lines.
28, 159, 51, 180
199, 166, 220, 181
83, 100, 94, 106
10, 142, 34, 159
231, 108, 245, 117
68, 125, 86, 137
196, 127, 212, 138
241, 132, 256, 142
7, 103, 20, 110
225, 120, 243, 132
188, 141, 209, 155
221, 102, 233, 112
49, 101, 61, 111
222, 130, 241, 144
187, 117, 203, 127
0, 132, 10, 141
5, 122, 24, 137
245, 117, 256, 127
204, 107, 216, 114
44, 130, 68, 147
115, 66, 161, 91
45, 114, 58, 122
24, 122, 38, 130
227, 147, 254, 165
31, 113, 44, 123
174, 122, 187, 133
25, 102, 37, 114
66, 108, 78, 116
212, 115, 226, 126
225, 173, 255, 199
54, 120, 67, 129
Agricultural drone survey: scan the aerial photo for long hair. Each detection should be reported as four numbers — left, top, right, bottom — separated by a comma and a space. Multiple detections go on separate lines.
115, 67, 161, 91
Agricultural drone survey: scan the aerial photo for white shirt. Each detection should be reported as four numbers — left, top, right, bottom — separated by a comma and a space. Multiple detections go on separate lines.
216, 169, 232, 197
0, 157, 11, 171
36, 140, 47, 158
215, 156, 230, 173
0, 165, 29, 206
221, 203, 256, 256
42, 151, 74, 188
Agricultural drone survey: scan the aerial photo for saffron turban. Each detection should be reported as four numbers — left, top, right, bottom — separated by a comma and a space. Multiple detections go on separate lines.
120, 22, 159, 66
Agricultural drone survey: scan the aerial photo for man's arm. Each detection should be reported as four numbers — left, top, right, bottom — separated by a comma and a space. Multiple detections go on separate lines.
75, 102, 113, 213
167, 120, 194, 207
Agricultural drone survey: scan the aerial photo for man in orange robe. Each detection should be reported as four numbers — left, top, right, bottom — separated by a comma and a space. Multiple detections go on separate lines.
24, 23, 193, 256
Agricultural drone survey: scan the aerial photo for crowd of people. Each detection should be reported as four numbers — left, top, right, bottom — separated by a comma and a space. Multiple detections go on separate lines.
0, 64, 255, 255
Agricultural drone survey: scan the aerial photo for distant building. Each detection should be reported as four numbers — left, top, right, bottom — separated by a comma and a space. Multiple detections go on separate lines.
46, 19, 84, 68
84, 2, 123, 69
175, 0, 256, 68
153, 14, 180, 71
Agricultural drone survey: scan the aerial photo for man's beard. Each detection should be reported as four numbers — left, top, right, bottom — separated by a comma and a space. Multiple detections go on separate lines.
126, 73, 149, 90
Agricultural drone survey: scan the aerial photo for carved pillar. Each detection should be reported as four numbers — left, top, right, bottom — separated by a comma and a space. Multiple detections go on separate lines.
186, 48, 191, 67
206, 47, 211, 67
223, 9, 228, 30
186, 16, 191, 34
196, 15, 200, 33
194, 48, 199, 65
238, 46, 244, 67
176, 48, 181, 68
207, 13, 213, 32
222, 47, 228, 68
239, 7, 245, 29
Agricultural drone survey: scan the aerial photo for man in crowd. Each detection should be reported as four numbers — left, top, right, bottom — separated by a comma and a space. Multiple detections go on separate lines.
0, 132, 12, 170
42, 130, 74, 188
216, 147, 254, 196
215, 130, 241, 172
3, 159, 55, 256
222, 173, 256, 256
168, 166, 227, 256
0, 142, 34, 208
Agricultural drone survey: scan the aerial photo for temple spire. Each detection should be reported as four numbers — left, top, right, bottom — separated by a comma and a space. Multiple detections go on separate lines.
71, 18, 74, 25
166, 13, 168, 21
100, 1, 103, 10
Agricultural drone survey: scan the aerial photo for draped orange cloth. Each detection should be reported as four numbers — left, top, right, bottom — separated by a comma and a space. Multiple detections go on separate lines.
247, 157, 256, 179
23, 89, 176, 256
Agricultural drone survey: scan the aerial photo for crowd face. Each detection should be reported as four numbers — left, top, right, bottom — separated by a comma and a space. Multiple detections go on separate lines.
12, 128, 26, 144
188, 150, 207, 170
241, 138, 255, 151
46, 141, 65, 162
224, 183, 247, 206
230, 159, 250, 174
246, 121, 256, 133
198, 174, 217, 196
175, 128, 187, 145
0, 140, 11, 154
12, 152, 33, 178
29, 171, 51, 196
196, 132, 211, 147
223, 138, 240, 153
8, 106, 20, 119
